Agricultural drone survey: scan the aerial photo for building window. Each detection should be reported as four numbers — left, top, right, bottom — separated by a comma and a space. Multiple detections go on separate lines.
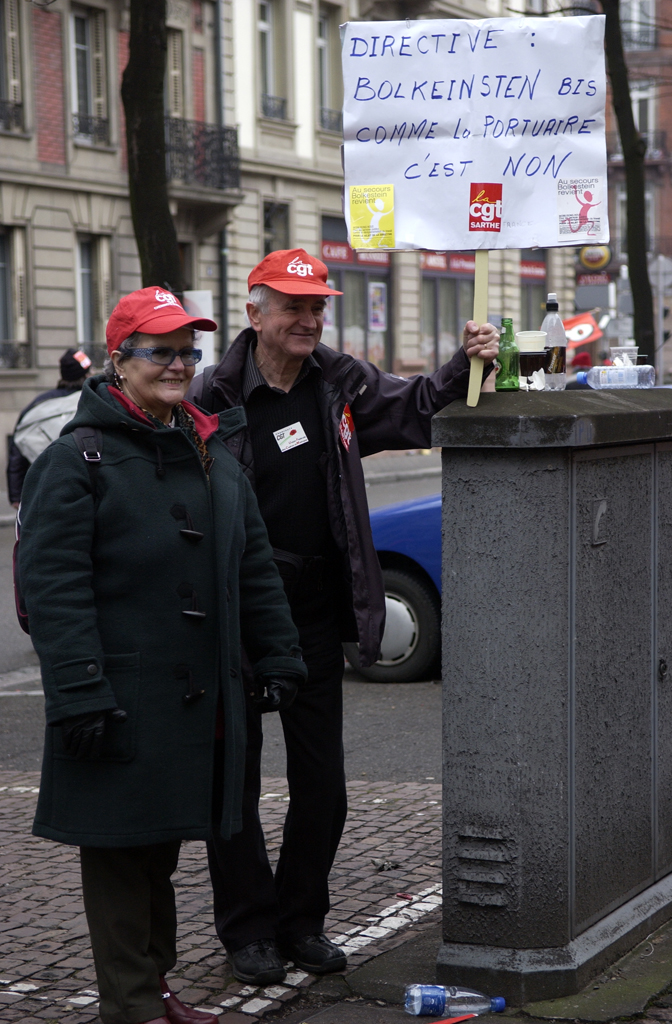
621, 0, 656, 50
166, 29, 184, 118
71, 8, 109, 144
421, 271, 473, 372
0, 232, 10, 341
0, 227, 29, 367
317, 6, 341, 133
0, 0, 22, 132
258, 1, 286, 119
631, 81, 654, 132
77, 238, 94, 345
263, 201, 289, 256
76, 235, 111, 365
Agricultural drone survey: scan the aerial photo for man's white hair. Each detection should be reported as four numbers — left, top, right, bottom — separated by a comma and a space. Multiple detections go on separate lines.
248, 284, 277, 314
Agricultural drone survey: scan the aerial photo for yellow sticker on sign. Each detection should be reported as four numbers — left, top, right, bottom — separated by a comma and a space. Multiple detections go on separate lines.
349, 184, 395, 250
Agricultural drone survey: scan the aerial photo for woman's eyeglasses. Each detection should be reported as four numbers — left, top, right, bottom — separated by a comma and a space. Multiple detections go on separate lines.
130, 347, 203, 367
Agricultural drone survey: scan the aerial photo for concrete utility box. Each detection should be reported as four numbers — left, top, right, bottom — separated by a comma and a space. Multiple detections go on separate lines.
431, 389, 672, 1005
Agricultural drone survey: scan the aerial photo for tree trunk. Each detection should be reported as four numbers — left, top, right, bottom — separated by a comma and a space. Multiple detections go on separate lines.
602, 0, 654, 351
121, 0, 184, 294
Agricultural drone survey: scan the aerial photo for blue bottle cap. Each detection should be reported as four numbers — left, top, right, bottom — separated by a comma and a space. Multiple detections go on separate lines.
490, 998, 506, 1012
576, 371, 587, 384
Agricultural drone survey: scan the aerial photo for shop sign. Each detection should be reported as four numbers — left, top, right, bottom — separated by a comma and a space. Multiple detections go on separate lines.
357, 250, 390, 265
450, 254, 476, 274
322, 241, 353, 264
579, 244, 611, 270
577, 272, 610, 286
341, 15, 608, 251
520, 260, 546, 279
420, 252, 448, 271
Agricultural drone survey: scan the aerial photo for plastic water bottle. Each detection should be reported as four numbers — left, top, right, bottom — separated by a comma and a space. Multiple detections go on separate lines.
577, 366, 656, 389
540, 293, 567, 391
404, 984, 506, 1017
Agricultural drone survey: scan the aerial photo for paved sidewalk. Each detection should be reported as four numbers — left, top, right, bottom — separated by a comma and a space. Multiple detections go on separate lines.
0, 770, 441, 1023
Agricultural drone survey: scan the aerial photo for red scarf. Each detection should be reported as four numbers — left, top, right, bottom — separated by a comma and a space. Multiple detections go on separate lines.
109, 386, 219, 441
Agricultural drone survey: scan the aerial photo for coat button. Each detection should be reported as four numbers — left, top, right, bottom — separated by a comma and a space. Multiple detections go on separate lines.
87, 664, 97, 675
230, 669, 237, 677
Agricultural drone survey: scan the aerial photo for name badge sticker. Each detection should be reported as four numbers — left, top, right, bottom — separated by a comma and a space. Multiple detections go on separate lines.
273, 421, 309, 453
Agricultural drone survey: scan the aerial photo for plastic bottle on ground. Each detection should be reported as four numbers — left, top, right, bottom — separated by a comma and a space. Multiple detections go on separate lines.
577, 366, 656, 389
404, 984, 506, 1017
540, 293, 568, 391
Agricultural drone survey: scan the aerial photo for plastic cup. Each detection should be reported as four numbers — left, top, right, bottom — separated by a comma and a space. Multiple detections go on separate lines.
610, 346, 639, 366
515, 331, 547, 352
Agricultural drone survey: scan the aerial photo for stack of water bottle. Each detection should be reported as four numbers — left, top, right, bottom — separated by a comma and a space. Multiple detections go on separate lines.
405, 984, 505, 1019
495, 294, 656, 392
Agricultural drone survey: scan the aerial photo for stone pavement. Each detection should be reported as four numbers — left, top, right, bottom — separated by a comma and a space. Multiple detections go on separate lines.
0, 769, 442, 1023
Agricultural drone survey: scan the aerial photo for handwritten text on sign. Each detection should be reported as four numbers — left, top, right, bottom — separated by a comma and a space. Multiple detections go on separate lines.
341, 16, 608, 251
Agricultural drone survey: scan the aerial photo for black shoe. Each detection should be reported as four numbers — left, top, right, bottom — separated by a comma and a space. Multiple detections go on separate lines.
278, 933, 347, 974
227, 938, 286, 985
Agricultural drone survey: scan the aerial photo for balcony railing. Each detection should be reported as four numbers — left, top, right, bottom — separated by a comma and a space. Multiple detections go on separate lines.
72, 113, 110, 145
320, 107, 342, 133
0, 341, 31, 369
261, 94, 287, 120
606, 130, 667, 163
0, 100, 23, 133
165, 118, 240, 191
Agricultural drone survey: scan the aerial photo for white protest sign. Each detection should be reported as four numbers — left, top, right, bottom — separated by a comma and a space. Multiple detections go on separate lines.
342, 16, 608, 251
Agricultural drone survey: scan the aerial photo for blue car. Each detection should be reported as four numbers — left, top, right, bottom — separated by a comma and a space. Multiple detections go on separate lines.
343, 494, 442, 683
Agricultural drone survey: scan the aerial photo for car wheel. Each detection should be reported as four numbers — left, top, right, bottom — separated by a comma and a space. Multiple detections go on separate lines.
344, 567, 440, 683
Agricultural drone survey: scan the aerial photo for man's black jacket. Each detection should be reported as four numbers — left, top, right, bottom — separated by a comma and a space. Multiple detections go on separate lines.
188, 329, 478, 667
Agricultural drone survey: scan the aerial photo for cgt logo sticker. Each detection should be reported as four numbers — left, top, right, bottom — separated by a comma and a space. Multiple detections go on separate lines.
469, 183, 503, 232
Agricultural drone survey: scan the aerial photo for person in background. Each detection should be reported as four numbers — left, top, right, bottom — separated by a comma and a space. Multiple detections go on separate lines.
566, 350, 592, 390
18, 287, 306, 1024
188, 248, 499, 986
6, 348, 92, 507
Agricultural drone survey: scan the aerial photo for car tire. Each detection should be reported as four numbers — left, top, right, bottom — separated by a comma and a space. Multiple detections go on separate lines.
344, 567, 440, 683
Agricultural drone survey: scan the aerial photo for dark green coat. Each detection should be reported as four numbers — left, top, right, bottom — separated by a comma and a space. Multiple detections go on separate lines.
19, 376, 306, 847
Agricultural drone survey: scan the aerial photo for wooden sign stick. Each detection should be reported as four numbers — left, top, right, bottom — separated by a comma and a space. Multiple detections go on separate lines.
466, 250, 490, 408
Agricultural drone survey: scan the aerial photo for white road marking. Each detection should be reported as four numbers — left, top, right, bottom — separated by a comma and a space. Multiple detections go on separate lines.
330, 883, 442, 955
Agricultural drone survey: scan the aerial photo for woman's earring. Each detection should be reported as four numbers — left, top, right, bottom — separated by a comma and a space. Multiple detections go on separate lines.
114, 370, 124, 389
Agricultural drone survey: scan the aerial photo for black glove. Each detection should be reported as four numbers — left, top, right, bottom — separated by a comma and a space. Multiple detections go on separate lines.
253, 676, 299, 714
61, 708, 127, 759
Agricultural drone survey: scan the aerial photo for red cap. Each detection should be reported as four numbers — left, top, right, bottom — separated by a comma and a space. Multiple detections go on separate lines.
106, 286, 217, 354
572, 351, 592, 369
248, 248, 342, 296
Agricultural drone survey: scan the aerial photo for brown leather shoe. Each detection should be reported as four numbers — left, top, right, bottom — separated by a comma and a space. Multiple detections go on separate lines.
160, 977, 219, 1024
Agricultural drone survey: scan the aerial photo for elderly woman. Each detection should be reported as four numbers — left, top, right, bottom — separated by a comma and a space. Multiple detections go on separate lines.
18, 287, 306, 1024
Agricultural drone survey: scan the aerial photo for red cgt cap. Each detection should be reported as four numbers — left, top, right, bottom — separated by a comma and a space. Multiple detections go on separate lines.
106, 286, 218, 354
248, 248, 342, 296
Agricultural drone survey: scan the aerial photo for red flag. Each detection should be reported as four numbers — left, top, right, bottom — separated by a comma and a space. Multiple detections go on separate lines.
563, 312, 603, 349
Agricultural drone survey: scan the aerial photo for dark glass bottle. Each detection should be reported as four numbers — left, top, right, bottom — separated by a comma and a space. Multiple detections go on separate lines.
495, 318, 519, 392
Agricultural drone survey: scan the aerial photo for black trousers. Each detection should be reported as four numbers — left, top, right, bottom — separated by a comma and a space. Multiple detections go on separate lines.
80, 841, 181, 1024
206, 600, 347, 949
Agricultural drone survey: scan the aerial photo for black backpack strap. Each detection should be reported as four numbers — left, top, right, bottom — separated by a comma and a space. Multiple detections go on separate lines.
72, 426, 103, 496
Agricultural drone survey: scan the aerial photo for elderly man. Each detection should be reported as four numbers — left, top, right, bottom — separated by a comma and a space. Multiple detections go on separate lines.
188, 248, 499, 985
